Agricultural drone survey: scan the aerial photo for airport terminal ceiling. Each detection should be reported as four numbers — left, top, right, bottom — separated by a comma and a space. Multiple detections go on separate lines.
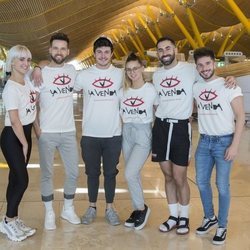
0, 0, 250, 66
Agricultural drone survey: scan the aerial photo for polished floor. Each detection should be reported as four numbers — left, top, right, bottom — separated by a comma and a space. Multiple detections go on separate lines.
0, 93, 250, 250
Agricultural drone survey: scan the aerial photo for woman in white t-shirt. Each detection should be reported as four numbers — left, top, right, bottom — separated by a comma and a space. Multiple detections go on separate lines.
120, 53, 158, 230
0, 45, 37, 242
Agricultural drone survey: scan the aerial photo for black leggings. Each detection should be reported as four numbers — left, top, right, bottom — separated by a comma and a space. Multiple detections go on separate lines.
0, 123, 32, 218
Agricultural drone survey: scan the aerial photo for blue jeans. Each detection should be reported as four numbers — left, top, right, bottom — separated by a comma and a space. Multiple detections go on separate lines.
195, 134, 233, 228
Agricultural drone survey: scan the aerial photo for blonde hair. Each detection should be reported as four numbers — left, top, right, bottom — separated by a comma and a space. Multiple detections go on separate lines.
6, 45, 32, 72
124, 52, 144, 90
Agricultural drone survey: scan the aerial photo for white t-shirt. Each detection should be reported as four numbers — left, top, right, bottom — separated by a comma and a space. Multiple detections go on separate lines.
119, 82, 158, 124
3, 79, 37, 126
153, 62, 198, 119
193, 77, 243, 135
38, 64, 76, 133
74, 64, 123, 137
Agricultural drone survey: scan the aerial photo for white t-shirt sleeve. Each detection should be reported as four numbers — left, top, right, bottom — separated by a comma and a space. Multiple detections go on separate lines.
152, 85, 159, 106
74, 71, 83, 91
229, 86, 243, 102
3, 87, 19, 111
118, 88, 123, 101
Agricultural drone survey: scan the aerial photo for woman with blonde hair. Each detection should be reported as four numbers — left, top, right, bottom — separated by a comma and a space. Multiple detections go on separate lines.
0, 45, 37, 241
120, 52, 158, 230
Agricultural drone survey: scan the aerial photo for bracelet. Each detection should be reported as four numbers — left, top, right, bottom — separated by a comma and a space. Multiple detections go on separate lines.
34, 65, 42, 70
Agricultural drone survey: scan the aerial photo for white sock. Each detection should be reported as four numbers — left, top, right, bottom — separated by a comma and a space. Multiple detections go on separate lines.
168, 203, 179, 218
64, 198, 73, 209
179, 204, 189, 218
44, 201, 53, 213
164, 203, 179, 228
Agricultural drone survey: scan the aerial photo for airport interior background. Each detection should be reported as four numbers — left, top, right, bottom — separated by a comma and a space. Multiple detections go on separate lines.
0, 0, 250, 249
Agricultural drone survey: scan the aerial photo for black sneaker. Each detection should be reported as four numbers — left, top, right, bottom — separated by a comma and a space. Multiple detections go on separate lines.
134, 205, 151, 230
124, 210, 140, 228
196, 216, 218, 235
212, 227, 227, 245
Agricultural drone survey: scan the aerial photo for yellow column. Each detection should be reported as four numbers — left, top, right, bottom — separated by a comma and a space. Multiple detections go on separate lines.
83, 59, 89, 68
178, 40, 188, 52
186, 8, 204, 47
0, 47, 6, 60
112, 32, 128, 55
113, 50, 121, 60
217, 27, 234, 57
127, 34, 146, 60
161, 0, 198, 48
136, 13, 157, 44
128, 19, 145, 52
204, 33, 212, 45
126, 21, 151, 61
147, 5, 163, 38
226, 0, 250, 33
121, 40, 130, 54
225, 27, 245, 51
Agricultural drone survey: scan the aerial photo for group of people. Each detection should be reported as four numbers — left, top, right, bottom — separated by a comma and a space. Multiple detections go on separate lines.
0, 32, 244, 246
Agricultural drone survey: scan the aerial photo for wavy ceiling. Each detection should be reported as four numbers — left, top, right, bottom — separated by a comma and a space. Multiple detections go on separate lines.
0, 0, 249, 66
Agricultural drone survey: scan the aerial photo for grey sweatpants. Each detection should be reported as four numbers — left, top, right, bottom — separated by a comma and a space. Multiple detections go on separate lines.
122, 123, 152, 210
38, 131, 79, 201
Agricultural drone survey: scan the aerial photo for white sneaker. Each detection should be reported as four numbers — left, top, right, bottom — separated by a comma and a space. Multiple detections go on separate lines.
44, 211, 56, 230
16, 218, 36, 237
61, 206, 81, 224
0, 220, 6, 235
0, 218, 27, 242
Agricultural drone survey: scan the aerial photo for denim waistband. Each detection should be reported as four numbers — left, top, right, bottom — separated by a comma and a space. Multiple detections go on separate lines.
159, 117, 189, 124
200, 133, 233, 140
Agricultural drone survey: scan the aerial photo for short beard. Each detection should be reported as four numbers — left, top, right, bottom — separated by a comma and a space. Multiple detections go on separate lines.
199, 69, 215, 80
50, 55, 67, 65
159, 53, 175, 66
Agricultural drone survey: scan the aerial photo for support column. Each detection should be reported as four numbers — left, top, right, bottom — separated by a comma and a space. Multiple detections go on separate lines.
217, 27, 233, 57
136, 12, 157, 44
225, 27, 245, 51
186, 8, 204, 47
161, 0, 198, 48
226, 0, 250, 33
147, 5, 163, 38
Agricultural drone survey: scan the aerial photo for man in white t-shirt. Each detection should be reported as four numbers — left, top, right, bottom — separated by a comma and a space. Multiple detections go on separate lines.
152, 36, 195, 235
152, 36, 236, 235
33, 33, 80, 230
193, 47, 245, 245
74, 37, 123, 226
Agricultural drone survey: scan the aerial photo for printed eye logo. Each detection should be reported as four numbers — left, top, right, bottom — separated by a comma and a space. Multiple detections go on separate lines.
160, 77, 180, 88
199, 89, 217, 101
29, 91, 37, 103
53, 74, 71, 85
123, 97, 144, 107
92, 78, 113, 88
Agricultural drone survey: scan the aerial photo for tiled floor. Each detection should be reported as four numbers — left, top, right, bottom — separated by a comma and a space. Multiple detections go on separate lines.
0, 93, 250, 250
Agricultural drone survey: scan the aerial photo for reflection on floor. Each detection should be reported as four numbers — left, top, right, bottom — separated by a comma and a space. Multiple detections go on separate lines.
0, 94, 250, 250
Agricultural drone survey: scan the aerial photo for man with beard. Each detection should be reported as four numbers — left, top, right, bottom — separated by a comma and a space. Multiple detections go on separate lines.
193, 47, 244, 245
33, 33, 80, 230
152, 36, 235, 235
152, 36, 194, 235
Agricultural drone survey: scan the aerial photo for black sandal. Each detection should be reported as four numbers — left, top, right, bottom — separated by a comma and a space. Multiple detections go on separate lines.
159, 216, 179, 232
176, 217, 189, 235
